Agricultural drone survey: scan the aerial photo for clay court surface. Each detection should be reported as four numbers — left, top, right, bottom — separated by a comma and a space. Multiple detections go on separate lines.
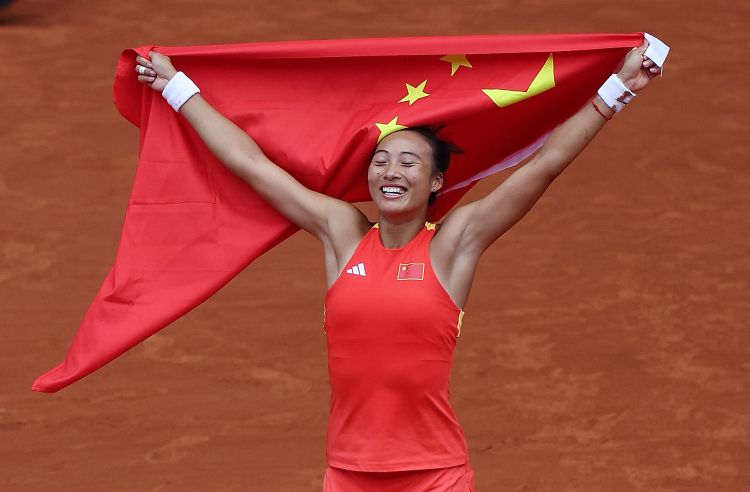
1, 0, 748, 490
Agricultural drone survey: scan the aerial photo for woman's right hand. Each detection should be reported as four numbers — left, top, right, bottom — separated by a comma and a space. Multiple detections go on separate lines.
135, 51, 178, 93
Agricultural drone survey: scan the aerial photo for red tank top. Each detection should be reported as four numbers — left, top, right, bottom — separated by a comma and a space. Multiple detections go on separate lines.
323, 222, 468, 472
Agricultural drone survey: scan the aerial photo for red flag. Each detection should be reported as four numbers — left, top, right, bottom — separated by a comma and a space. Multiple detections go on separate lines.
32, 33, 643, 392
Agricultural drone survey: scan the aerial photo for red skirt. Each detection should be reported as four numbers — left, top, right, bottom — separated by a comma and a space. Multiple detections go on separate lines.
322, 463, 475, 491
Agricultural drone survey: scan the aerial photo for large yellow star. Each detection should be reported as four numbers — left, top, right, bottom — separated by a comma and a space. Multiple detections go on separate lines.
375, 116, 408, 143
398, 80, 430, 105
440, 54, 472, 76
482, 54, 556, 108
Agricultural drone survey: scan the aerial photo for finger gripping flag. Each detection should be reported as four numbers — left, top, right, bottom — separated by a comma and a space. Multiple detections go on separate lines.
33, 33, 645, 392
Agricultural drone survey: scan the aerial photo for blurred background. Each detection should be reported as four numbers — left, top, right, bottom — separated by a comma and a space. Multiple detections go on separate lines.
1, 0, 748, 490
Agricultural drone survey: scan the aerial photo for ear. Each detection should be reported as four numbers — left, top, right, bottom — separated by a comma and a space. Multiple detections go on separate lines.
431, 172, 444, 192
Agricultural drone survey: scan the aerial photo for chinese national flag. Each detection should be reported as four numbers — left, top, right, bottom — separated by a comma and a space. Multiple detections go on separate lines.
33, 33, 644, 392
398, 263, 425, 281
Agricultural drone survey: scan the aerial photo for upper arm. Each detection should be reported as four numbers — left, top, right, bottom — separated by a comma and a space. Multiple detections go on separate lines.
238, 156, 371, 284
178, 94, 365, 243
235, 153, 365, 243
430, 157, 556, 306
442, 155, 557, 256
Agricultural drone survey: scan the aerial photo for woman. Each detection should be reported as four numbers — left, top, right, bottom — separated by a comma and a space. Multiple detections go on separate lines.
134, 40, 660, 491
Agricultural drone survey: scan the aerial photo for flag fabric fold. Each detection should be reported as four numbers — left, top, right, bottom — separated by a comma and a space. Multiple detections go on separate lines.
33, 33, 644, 392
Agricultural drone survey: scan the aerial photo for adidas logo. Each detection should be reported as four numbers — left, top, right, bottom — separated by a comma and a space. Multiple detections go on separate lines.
345, 262, 366, 276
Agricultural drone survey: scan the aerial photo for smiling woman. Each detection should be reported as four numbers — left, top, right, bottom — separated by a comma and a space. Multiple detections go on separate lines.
368, 131, 442, 219
132, 38, 662, 490
370, 125, 463, 206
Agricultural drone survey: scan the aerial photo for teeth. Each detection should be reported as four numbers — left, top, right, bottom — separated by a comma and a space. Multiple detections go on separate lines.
381, 186, 405, 195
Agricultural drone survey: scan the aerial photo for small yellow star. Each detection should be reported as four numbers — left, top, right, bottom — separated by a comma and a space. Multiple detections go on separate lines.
440, 54, 472, 76
398, 80, 430, 105
375, 116, 408, 143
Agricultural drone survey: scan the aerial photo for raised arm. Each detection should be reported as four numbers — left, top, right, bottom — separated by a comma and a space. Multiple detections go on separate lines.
442, 40, 661, 257
135, 52, 367, 245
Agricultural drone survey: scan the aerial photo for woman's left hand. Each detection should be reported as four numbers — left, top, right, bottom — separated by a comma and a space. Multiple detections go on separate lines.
616, 39, 662, 93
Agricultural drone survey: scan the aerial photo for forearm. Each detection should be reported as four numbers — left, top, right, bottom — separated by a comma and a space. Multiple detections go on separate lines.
135, 51, 363, 239
159, 74, 341, 238
534, 95, 613, 177
143, 56, 267, 175
178, 93, 267, 176
534, 38, 660, 178
450, 39, 662, 252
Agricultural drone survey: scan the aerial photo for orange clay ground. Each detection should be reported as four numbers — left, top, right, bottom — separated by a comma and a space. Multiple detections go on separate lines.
1, 0, 748, 490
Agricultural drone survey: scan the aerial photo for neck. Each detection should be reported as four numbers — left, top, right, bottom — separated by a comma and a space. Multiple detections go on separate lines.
376, 215, 426, 249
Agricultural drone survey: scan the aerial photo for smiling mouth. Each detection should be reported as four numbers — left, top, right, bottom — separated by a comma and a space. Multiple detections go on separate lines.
380, 185, 407, 198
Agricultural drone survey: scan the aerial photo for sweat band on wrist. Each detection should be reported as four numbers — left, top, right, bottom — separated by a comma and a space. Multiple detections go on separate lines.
597, 74, 636, 113
162, 71, 200, 112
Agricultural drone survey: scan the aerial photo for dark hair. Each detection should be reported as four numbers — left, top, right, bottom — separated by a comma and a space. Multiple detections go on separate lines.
404, 125, 463, 206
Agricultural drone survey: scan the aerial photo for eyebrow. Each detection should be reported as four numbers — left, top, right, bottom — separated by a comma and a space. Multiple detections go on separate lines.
373, 150, 422, 159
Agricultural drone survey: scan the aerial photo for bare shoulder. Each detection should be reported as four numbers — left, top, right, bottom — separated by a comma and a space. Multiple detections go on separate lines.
323, 200, 372, 266
327, 200, 371, 235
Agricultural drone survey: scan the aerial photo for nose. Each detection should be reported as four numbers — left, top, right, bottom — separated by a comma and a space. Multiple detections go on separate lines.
383, 162, 401, 180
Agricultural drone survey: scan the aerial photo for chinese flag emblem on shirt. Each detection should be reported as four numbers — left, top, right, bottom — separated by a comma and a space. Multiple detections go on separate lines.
398, 263, 425, 281
32, 33, 647, 392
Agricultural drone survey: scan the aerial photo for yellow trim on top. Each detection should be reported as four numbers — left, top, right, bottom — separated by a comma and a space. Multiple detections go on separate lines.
373, 222, 436, 230
456, 310, 464, 338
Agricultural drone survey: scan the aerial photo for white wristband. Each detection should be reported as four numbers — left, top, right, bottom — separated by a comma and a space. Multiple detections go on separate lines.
162, 71, 200, 112
597, 74, 636, 113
